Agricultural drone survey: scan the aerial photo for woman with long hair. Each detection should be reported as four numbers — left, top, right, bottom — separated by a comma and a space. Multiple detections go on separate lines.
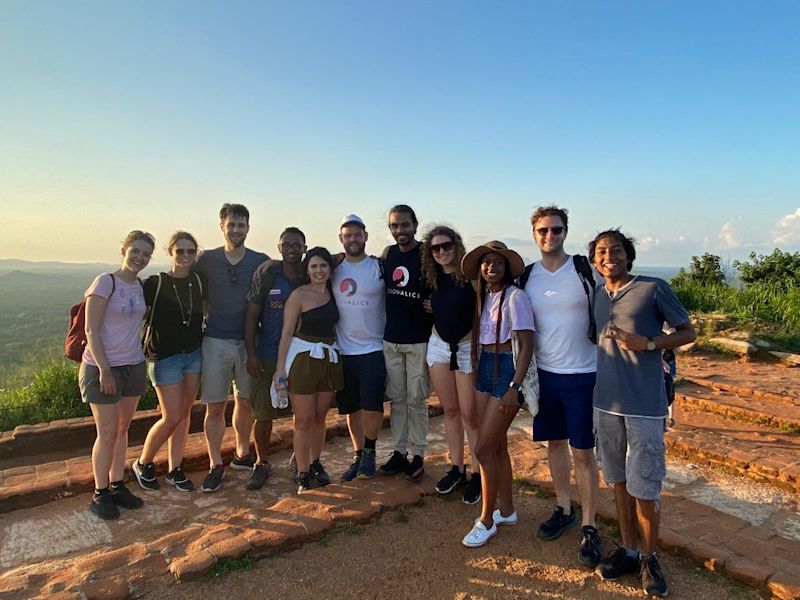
274, 247, 344, 494
80, 230, 155, 520
420, 226, 481, 503
132, 231, 206, 493
460, 241, 535, 547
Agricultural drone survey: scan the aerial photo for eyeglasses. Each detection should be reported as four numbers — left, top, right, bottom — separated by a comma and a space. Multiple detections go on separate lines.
280, 242, 304, 250
535, 226, 564, 236
228, 266, 237, 284
430, 241, 454, 254
174, 248, 198, 256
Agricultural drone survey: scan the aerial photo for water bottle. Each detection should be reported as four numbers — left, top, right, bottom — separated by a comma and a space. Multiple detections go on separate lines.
277, 376, 289, 409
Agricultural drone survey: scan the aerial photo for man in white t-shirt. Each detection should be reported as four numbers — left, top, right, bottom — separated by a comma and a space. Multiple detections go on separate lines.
332, 214, 387, 481
521, 205, 602, 568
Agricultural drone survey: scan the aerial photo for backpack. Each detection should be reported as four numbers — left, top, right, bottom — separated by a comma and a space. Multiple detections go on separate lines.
518, 255, 598, 343
65, 273, 116, 362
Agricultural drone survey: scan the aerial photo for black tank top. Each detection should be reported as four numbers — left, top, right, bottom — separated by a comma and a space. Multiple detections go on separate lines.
297, 295, 339, 338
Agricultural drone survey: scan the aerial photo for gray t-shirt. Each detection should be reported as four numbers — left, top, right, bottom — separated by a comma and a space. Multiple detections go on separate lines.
195, 247, 269, 340
593, 276, 689, 418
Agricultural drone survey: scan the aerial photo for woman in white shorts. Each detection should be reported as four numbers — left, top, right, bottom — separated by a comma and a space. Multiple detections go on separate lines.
421, 225, 480, 503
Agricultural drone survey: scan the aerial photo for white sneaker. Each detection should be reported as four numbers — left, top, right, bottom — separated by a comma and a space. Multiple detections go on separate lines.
462, 519, 497, 547
492, 509, 518, 526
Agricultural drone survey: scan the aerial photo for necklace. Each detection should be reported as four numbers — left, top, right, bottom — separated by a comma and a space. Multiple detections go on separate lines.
171, 274, 193, 326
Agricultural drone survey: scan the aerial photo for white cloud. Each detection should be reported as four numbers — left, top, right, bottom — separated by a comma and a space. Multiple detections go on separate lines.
772, 208, 800, 247
638, 236, 660, 252
718, 221, 739, 250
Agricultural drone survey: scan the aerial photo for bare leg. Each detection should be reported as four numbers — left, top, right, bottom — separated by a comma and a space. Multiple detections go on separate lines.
430, 364, 464, 467
456, 372, 480, 462
168, 373, 200, 471
572, 447, 599, 527
232, 396, 253, 458
311, 393, 333, 461
110, 395, 140, 482
475, 399, 519, 528
635, 498, 660, 555
253, 420, 273, 463
495, 434, 515, 517
614, 482, 638, 549
292, 393, 316, 472
204, 401, 227, 467
346, 410, 364, 452
547, 439, 573, 511
140, 382, 184, 465
90, 403, 119, 489
362, 409, 384, 441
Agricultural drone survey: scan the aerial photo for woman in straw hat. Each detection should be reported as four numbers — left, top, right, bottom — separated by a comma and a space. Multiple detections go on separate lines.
460, 241, 535, 548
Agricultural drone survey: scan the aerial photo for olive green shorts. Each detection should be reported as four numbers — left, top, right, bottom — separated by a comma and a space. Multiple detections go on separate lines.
288, 351, 344, 395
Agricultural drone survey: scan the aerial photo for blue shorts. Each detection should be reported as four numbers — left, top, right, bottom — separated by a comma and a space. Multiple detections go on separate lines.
336, 351, 387, 414
148, 348, 202, 387
533, 369, 596, 449
475, 351, 516, 399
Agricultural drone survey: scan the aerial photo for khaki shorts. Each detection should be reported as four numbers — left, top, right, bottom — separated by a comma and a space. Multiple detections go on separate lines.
288, 351, 344, 395
251, 359, 279, 421
200, 337, 253, 403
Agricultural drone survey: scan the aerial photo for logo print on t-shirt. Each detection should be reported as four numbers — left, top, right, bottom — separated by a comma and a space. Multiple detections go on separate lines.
339, 278, 358, 297
392, 266, 409, 288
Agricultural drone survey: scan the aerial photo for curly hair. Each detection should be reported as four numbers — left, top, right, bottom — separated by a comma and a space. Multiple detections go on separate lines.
420, 225, 468, 291
530, 205, 569, 230
588, 229, 636, 271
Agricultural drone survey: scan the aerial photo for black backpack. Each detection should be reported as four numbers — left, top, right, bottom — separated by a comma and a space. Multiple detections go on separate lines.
518, 255, 597, 344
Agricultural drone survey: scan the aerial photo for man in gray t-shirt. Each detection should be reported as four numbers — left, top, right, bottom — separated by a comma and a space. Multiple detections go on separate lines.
194, 203, 268, 493
589, 229, 695, 598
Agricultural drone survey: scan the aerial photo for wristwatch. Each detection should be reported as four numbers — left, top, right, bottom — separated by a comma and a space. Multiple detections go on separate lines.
646, 337, 656, 351
508, 381, 522, 391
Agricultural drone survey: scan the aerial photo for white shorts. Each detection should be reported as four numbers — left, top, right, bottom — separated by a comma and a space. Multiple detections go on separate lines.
426, 333, 472, 374
200, 337, 253, 403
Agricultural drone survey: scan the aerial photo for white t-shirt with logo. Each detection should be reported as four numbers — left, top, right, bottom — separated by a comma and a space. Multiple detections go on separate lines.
524, 257, 597, 374
332, 256, 386, 355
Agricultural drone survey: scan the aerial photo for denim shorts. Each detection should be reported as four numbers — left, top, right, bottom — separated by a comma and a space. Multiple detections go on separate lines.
475, 351, 515, 399
148, 348, 202, 387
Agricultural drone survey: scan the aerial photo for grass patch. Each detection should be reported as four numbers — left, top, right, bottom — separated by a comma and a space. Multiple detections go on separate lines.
205, 553, 255, 580
345, 524, 366, 536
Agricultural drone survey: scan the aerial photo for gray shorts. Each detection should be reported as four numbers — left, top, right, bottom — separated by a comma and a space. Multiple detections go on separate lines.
200, 337, 253, 403
79, 361, 147, 405
593, 408, 667, 501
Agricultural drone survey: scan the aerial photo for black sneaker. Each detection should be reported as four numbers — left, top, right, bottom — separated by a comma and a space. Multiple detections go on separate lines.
596, 544, 640, 580
201, 465, 225, 492
640, 552, 668, 597
90, 489, 120, 520
297, 471, 312, 494
379, 450, 409, 475
404, 455, 424, 482
578, 525, 602, 568
165, 467, 194, 492
109, 482, 144, 509
131, 460, 159, 491
246, 461, 271, 491
462, 472, 482, 505
230, 453, 255, 471
310, 459, 331, 486
436, 465, 467, 495
537, 505, 577, 540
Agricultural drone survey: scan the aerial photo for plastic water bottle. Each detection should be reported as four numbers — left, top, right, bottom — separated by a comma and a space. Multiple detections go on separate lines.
277, 376, 289, 409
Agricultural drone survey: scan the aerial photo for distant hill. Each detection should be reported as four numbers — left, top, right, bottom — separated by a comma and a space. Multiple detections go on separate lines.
0, 259, 117, 273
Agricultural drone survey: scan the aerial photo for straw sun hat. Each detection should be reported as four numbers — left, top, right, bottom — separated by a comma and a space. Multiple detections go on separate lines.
461, 240, 525, 280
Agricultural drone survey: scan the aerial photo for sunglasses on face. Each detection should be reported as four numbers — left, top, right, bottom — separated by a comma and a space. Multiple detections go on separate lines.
535, 226, 565, 236
228, 266, 237, 284
174, 248, 198, 256
430, 241, 454, 254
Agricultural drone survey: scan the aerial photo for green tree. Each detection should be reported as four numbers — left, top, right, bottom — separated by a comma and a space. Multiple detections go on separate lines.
734, 249, 800, 290
671, 253, 726, 287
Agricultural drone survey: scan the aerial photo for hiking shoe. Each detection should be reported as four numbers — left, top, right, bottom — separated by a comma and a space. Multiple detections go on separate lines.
492, 509, 519, 526
90, 489, 120, 520
436, 465, 467, 495
310, 459, 331, 486
379, 450, 409, 475
110, 482, 144, 509
131, 460, 159, 491
579, 525, 602, 568
640, 552, 668, 597
230, 453, 255, 471
596, 544, 640, 580
246, 461, 271, 491
297, 471, 312, 494
201, 465, 225, 492
165, 467, 194, 492
537, 505, 577, 540
341, 455, 361, 482
289, 452, 298, 480
404, 455, 424, 482
462, 519, 497, 548
357, 448, 377, 479
462, 472, 482, 505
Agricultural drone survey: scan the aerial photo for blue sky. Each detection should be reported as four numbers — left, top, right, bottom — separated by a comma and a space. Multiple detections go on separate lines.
1, 1, 798, 266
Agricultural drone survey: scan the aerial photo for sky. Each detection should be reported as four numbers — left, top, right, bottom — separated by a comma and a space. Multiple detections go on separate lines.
1, 1, 798, 267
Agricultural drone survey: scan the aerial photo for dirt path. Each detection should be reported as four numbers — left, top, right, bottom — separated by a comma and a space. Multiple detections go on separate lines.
141, 484, 760, 600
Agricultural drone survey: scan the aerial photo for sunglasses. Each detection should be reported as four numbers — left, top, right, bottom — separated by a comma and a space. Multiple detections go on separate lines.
535, 226, 565, 236
174, 248, 198, 256
430, 241, 455, 254
228, 266, 237, 284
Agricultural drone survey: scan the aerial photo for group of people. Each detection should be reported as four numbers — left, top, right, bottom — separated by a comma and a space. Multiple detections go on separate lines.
78, 202, 695, 598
